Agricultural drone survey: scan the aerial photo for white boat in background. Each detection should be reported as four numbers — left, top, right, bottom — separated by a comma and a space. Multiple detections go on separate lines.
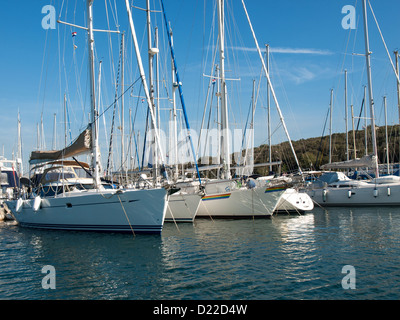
306, 171, 400, 207
6, 0, 169, 234
193, 0, 292, 218
276, 188, 314, 213
0, 157, 20, 221
306, 0, 400, 208
196, 178, 286, 218
167, 191, 202, 223
253, 175, 313, 214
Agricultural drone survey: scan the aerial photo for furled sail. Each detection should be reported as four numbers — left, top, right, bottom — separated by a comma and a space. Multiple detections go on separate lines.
29, 128, 92, 164
320, 154, 377, 170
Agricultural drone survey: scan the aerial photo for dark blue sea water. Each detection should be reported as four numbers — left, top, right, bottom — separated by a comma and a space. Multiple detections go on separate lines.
1, 207, 400, 300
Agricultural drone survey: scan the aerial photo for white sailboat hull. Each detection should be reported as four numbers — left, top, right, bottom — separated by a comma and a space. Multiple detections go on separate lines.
165, 193, 202, 223
6, 188, 167, 234
307, 182, 400, 207
275, 188, 314, 213
196, 181, 285, 218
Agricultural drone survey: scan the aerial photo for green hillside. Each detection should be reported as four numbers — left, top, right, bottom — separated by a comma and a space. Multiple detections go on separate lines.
252, 124, 400, 174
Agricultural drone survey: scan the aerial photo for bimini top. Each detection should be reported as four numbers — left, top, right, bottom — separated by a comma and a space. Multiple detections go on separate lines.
29, 128, 91, 165
320, 154, 377, 170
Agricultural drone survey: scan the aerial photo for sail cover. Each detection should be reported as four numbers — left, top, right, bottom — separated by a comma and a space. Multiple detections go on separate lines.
30, 128, 92, 164
320, 154, 377, 170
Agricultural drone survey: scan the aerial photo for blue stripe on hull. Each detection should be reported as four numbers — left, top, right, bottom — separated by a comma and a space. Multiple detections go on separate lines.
19, 222, 163, 234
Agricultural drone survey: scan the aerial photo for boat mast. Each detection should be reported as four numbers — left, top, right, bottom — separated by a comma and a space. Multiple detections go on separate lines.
345, 70, 349, 161
351, 104, 357, 159
241, 0, 302, 175
17, 112, 23, 176
52, 113, 57, 150
146, 0, 159, 182
329, 89, 333, 164
395, 51, 400, 166
86, 0, 101, 188
170, 24, 179, 180
362, 0, 379, 178
120, 32, 125, 172
266, 44, 272, 174
64, 93, 67, 148
384, 96, 390, 174
124, 0, 168, 179
364, 86, 368, 156
159, 0, 202, 183
217, 0, 231, 180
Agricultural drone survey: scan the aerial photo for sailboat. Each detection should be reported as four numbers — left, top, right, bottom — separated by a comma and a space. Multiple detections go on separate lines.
246, 46, 314, 214
306, 0, 400, 207
195, 0, 287, 218
0, 156, 20, 221
5, 0, 169, 234
124, 0, 203, 223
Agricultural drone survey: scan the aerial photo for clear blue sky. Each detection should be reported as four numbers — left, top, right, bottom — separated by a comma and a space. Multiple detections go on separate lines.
1, 0, 399, 172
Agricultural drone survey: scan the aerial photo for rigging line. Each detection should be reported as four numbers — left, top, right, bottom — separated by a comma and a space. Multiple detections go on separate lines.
130, 86, 144, 171
93, 78, 140, 124
356, 96, 365, 131
241, 0, 302, 175
368, 0, 400, 84
123, 86, 143, 172
315, 108, 330, 169
160, 0, 202, 183
126, 112, 141, 171
117, 194, 136, 238
57, 17, 63, 133
141, 107, 150, 170
197, 45, 219, 157
201, 79, 217, 161
106, 37, 124, 175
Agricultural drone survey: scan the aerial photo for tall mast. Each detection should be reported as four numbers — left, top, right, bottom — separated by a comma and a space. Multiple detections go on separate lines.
36, 123, 40, 150
395, 51, 400, 165
170, 25, 179, 180
344, 69, 349, 161
86, 0, 101, 187
40, 113, 45, 150
159, 0, 202, 183
241, 0, 302, 175
129, 108, 132, 170
124, 0, 167, 178
384, 96, 389, 174
155, 27, 161, 149
266, 44, 272, 173
217, 0, 230, 180
364, 86, 368, 156
146, 0, 158, 181
64, 93, 67, 148
120, 32, 125, 172
17, 112, 23, 176
362, 0, 379, 178
329, 89, 333, 164
395, 51, 400, 125
52, 113, 57, 150
351, 104, 357, 159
